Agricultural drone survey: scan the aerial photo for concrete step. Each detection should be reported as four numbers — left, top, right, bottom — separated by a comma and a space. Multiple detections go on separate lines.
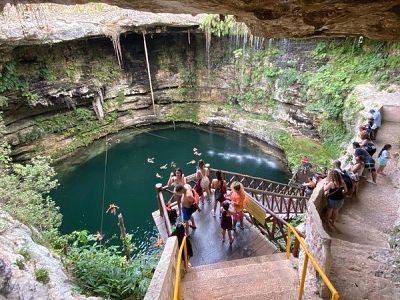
182, 258, 298, 300
183, 258, 294, 283
192, 252, 287, 272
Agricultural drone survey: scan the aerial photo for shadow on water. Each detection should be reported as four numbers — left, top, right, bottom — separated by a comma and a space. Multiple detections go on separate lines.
52, 124, 290, 253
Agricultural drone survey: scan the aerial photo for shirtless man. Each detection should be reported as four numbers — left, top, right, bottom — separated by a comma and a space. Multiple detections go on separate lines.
167, 168, 186, 213
175, 184, 198, 236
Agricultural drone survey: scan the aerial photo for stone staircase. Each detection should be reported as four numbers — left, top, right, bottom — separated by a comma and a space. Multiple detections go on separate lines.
181, 253, 298, 300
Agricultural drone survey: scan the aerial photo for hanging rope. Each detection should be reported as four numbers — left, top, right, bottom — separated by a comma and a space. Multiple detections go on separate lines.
100, 135, 109, 236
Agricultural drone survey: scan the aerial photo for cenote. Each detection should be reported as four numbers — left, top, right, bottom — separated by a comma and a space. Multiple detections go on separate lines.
52, 125, 290, 252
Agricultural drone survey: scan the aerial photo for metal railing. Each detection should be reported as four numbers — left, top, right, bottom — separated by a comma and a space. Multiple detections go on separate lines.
173, 236, 188, 300
286, 224, 339, 300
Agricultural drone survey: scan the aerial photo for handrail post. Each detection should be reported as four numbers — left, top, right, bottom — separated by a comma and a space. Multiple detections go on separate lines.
298, 255, 309, 300
155, 183, 163, 217
183, 238, 188, 272
286, 226, 292, 258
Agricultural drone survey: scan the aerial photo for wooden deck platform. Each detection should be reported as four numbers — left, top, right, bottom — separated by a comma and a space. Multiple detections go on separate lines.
153, 199, 278, 267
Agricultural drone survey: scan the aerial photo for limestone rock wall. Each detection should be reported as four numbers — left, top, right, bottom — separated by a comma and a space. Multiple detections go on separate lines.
1, 32, 323, 161
0, 209, 98, 300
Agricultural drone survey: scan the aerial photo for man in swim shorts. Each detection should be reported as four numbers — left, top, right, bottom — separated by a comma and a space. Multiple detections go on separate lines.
175, 184, 198, 236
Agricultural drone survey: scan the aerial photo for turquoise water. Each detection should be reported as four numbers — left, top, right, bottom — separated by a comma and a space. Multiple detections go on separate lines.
52, 125, 290, 252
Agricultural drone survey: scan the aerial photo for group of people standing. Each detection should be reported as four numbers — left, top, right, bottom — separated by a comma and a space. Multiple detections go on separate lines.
167, 160, 246, 245
322, 108, 397, 226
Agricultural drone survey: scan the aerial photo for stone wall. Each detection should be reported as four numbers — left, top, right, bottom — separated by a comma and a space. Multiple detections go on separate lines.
300, 183, 332, 299
144, 236, 178, 300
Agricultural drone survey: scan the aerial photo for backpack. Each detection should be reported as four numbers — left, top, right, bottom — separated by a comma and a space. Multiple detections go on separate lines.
364, 142, 376, 156
340, 170, 353, 191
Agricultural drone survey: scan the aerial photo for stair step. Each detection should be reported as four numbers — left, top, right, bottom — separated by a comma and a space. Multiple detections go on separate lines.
183, 259, 295, 284
192, 253, 287, 272
182, 263, 297, 299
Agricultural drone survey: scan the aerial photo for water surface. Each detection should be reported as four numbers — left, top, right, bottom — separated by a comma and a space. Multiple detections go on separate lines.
52, 125, 290, 252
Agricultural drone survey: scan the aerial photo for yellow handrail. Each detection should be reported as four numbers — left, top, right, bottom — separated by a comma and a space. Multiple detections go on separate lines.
286, 224, 339, 300
173, 236, 188, 300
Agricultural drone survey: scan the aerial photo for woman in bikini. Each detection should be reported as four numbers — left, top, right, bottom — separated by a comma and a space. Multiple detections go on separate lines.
211, 170, 227, 217
168, 168, 186, 213
196, 160, 211, 203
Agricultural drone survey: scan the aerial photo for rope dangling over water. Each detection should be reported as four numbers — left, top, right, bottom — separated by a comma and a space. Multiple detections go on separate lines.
142, 31, 156, 116
99, 135, 109, 236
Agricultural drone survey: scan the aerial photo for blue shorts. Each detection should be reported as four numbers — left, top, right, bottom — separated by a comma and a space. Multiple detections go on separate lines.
327, 198, 344, 209
182, 207, 194, 221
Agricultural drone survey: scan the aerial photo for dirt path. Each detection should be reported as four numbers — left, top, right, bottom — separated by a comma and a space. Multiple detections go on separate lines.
326, 121, 400, 299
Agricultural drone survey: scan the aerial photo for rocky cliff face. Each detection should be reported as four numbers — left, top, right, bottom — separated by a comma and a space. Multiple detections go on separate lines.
1, 30, 322, 161
2, 1, 400, 41
0, 209, 99, 300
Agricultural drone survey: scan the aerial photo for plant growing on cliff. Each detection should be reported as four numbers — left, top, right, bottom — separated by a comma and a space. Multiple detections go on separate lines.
34, 268, 50, 284
65, 230, 157, 299
0, 155, 62, 233
200, 15, 248, 37
0, 62, 40, 106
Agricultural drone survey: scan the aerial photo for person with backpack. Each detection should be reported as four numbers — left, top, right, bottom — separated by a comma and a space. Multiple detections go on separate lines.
211, 170, 227, 217
332, 160, 353, 194
360, 131, 376, 156
353, 142, 377, 184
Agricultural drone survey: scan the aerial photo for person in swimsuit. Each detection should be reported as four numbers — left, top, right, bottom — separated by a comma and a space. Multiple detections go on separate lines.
230, 181, 246, 229
167, 168, 186, 213
174, 184, 198, 236
211, 170, 227, 217
196, 160, 211, 203
220, 200, 234, 244
324, 170, 347, 226
348, 155, 364, 196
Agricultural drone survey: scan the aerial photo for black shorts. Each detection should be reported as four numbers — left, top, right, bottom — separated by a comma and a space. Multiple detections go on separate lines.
365, 162, 375, 172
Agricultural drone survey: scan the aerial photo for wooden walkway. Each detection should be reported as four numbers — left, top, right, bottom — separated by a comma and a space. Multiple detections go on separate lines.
153, 198, 277, 267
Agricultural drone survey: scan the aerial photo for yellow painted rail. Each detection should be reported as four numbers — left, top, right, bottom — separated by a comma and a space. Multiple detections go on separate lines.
286, 224, 339, 300
173, 236, 188, 300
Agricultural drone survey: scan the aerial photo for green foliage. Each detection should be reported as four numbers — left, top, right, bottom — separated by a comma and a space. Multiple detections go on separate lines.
274, 130, 340, 170
200, 15, 248, 37
91, 58, 120, 83
65, 231, 157, 299
0, 62, 40, 106
14, 259, 25, 270
165, 103, 201, 124
0, 156, 62, 233
18, 248, 32, 261
178, 67, 197, 97
34, 268, 50, 284
0, 95, 8, 108
36, 108, 99, 136
17, 126, 45, 143
115, 91, 125, 105
66, 63, 79, 81
38, 61, 56, 81
305, 39, 400, 119
288, 215, 305, 227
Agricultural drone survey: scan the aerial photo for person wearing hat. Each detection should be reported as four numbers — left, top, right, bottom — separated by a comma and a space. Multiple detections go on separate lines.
369, 109, 381, 140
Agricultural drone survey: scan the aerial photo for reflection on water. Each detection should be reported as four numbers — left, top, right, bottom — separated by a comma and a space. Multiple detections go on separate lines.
52, 125, 290, 253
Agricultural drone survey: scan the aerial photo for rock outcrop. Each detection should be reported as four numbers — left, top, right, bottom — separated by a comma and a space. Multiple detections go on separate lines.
0, 209, 98, 300
2, 1, 400, 41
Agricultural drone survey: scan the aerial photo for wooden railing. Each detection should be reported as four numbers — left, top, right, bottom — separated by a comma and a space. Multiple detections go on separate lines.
248, 190, 308, 219
209, 168, 305, 197
244, 192, 303, 255
155, 183, 173, 236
